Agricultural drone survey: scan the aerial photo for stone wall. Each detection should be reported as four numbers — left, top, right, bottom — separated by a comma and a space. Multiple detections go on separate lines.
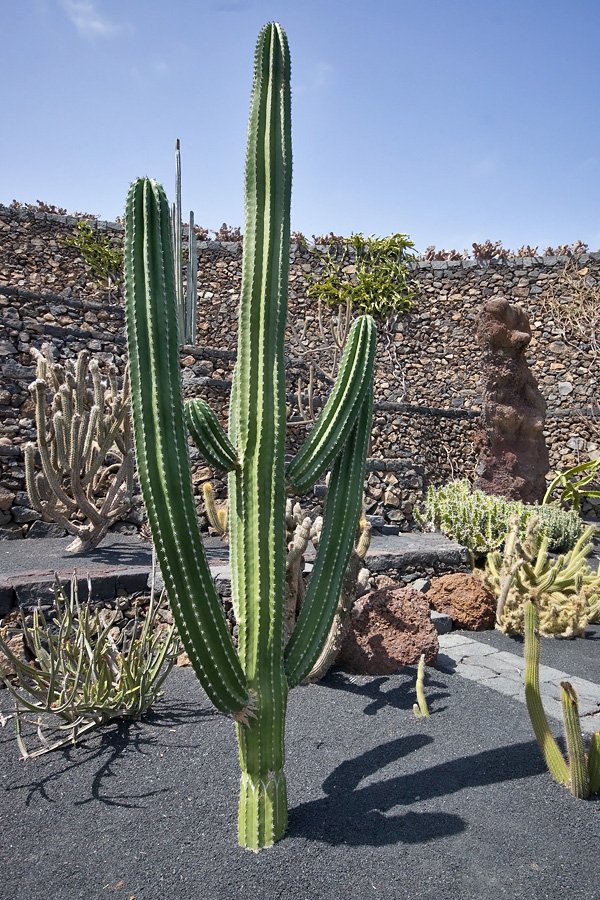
1, 204, 598, 537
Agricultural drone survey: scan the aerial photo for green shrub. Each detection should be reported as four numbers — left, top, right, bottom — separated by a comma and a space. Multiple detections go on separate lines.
307, 232, 417, 320
415, 479, 584, 556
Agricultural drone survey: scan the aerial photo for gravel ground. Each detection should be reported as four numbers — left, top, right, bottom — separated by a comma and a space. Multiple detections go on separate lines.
1, 660, 599, 900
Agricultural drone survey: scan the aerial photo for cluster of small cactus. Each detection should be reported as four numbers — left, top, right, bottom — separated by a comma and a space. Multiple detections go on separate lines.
24, 343, 134, 552
124, 24, 376, 850
524, 599, 600, 798
484, 516, 600, 637
0, 571, 179, 758
415, 479, 583, 556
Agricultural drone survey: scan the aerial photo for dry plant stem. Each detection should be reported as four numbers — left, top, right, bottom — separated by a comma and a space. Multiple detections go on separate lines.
543, 257, 600, 360
306, 519, 371, 683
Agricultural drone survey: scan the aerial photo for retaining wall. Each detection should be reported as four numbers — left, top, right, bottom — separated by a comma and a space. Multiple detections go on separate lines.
1, 205, 598, 536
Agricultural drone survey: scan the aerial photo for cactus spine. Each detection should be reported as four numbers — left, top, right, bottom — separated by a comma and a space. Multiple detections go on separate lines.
124, 23, 376, 850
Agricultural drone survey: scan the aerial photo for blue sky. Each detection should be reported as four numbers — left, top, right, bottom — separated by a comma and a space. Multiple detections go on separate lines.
3, 0, 600, 254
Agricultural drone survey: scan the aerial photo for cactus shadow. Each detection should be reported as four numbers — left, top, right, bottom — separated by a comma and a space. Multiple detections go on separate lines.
288, 736, 548, 846
321, 668, 450, 715
3, 703, 218, 809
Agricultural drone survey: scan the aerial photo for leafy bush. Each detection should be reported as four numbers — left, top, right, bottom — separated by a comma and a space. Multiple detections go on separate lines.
0, 573, 179, 758
415, 479, 584, 556
307, 232, 417, 320
62, 220, 124, 295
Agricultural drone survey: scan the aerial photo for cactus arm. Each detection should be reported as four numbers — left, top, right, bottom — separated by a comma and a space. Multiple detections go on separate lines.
124, 176, 249, 716
588, 733, 600, 794
560, 681, 590, 798
285, 389, 373, 686
524, 600, 570, 785
286, 315, 376, 494
202, 482, 228, 535
185, 398, 238, 472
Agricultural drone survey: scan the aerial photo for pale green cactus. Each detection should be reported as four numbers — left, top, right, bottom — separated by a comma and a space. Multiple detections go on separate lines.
485, 516, 600, 637
412, 654, 430, 719
124, 23, 376, 850
24, 343, 134, 552
524, 600, 600, 798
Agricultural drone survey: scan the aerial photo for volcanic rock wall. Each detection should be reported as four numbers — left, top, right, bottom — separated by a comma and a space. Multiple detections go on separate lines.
1, 204, 598, 536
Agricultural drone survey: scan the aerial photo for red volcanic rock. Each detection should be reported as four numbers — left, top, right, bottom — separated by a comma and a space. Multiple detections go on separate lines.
474, 297, 549, 504
336, 586, 438, 675
427, 573, 496, 631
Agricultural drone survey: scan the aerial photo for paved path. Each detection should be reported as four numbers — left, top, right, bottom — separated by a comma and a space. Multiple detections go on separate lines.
438, 632, 600, 735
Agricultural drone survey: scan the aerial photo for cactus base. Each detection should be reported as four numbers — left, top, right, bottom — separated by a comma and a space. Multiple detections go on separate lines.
238, 769, 288, 851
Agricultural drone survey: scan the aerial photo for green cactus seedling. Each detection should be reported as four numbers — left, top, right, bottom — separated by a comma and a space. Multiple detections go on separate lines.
124, 23, 375, 850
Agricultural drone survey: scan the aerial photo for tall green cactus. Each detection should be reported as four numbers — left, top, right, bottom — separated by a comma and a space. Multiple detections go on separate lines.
124, 23, 376, 850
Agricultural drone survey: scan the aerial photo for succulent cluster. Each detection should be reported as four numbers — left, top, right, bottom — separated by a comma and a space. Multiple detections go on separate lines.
415, 479, 584, 556
0, 573, 179, 758
24, 343, 134, 552
484, 516, 600, 637
420, 239, 590, 261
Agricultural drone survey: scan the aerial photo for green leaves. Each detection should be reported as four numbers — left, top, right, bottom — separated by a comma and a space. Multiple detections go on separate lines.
542, 458, 600, 511
307, 232, 417, 320
62, 220, 123, 290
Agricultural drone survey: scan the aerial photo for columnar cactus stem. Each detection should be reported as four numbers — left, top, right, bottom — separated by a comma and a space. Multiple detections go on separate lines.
524, 599, 600, 798
124, 22, 375, 850
524, 600, 570, 786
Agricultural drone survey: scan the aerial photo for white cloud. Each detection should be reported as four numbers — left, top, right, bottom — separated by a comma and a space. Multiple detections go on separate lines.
60, 0, 131, 39
295, 62, 335, 95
